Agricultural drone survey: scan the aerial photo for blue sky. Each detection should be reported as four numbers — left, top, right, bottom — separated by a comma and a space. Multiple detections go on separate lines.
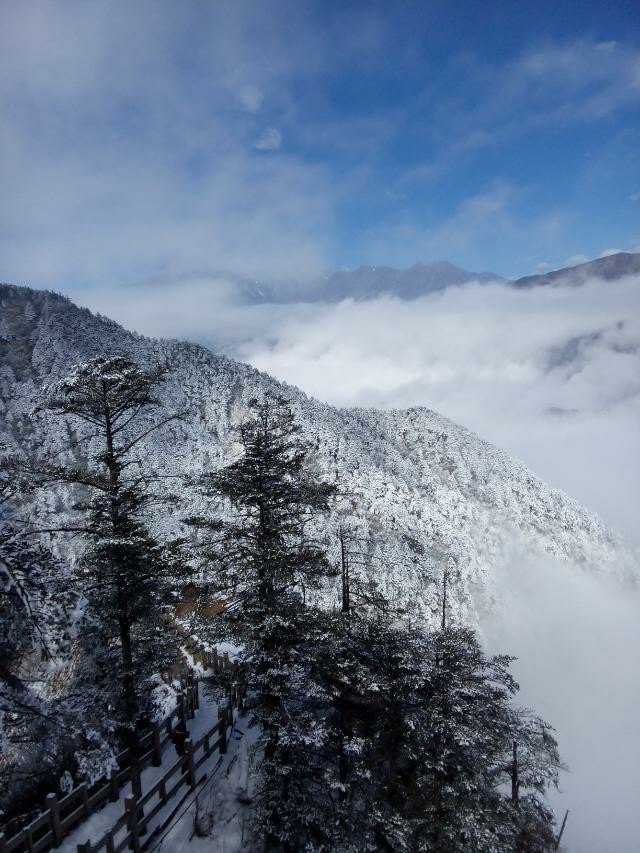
1, 0, 639, 287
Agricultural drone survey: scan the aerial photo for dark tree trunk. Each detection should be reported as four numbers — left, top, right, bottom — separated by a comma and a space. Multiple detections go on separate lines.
118, 610, 138, 722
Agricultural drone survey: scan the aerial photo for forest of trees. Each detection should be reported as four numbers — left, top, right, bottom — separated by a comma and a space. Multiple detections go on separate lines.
0, 357, 563, 852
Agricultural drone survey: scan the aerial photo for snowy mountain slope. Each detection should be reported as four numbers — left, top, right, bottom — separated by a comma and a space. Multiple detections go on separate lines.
512, 251, 640, 288
1, 283, 636, 626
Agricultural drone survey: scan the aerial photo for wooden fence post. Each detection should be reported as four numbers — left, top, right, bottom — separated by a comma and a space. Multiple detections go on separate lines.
218, 708, 227, 754
46, 793, 63, 847
109, 769, 119, 802
130, 760, 142, 802
77, 841, 92, 853
193, 678, 200, 711
79, 783, 90, 816
212, 649, 219, 673
184, 738, 196, 788
152, 722, 162, 766
125, 796, 140, 853
178, 692, 187, 730
0, 834, 8, 853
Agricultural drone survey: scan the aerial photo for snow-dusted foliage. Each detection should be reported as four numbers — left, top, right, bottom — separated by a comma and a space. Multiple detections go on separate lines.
1, 282, 635, 631
31, 355, 189, 724
0, 450, 85, 817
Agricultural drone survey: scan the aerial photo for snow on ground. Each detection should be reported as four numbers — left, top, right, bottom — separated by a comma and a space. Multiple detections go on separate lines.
57, 681, 239, 853
152, 715, 260, 853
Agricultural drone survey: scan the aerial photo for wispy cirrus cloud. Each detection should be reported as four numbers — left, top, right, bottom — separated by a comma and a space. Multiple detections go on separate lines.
355, 183, 570, 272
254, 127, 283, 151
398, 38, 640, 190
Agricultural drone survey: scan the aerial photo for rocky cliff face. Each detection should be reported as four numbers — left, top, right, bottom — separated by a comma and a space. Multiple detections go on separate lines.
1, 283, 636, 627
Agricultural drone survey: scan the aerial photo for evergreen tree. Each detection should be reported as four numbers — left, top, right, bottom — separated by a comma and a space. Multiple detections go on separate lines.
188, 394, 336, 849
187, 396, 562, 852
0, 449, 82, 815
373, 625, 562, 852
33, 356, 186, 726
307, 615, 562, 852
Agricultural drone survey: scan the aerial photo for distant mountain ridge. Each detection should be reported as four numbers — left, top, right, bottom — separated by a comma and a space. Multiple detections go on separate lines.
512, 252, 640, 289
259, 261, 503, 303
215, 252, 640, 304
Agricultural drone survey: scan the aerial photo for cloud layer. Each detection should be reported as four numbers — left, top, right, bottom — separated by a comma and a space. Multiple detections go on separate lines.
0, 1, 343, 286
483, 548, 640, 853
74, 274, 640, 545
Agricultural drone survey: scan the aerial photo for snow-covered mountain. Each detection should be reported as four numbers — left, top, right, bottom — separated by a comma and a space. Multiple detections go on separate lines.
179, 261, 503, 305
1, 283, 636, 626
257, 252, 640, 300
513, 251, 640, 288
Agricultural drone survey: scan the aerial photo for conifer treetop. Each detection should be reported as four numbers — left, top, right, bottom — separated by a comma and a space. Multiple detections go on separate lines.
38, 356, 170, 429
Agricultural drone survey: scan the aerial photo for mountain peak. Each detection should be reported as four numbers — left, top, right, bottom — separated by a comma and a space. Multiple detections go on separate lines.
514, 251, 640, 288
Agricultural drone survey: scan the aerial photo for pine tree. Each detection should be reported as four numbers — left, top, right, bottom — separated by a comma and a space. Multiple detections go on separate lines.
188, 394, 336, 849
379, 625, 562, 852
308, 615, 562, 852
32, 356, 186, 726
0, 448, 83, 815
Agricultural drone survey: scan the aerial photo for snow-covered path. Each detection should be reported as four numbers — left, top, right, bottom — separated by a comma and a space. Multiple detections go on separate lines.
150, 713, 260, 853
57, 684, 236, 852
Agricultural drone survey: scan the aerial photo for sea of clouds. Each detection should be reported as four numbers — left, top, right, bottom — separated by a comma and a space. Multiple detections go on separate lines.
485, 548, 640, 853
75, 273, 640, 545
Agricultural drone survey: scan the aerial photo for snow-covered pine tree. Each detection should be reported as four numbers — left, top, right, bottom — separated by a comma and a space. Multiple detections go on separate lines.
388, 625, 562, 852
32, 357, 187, 726
185, 396, 562, 852
0, 449, 81, 818
187, 393, 336, 849
306, 614, 562, 852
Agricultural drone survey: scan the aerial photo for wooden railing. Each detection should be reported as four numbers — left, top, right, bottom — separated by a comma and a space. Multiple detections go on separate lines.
0, 660, 238, 853
86, 685, 245, 853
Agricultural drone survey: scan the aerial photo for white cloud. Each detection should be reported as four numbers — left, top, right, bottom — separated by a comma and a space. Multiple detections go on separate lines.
238, 83, 264, 113
565, 253, 590, 266
356, 183, 568, 271
402, 39, 640, 185
73, 273, 640, 548
0, 2, 335, 287
484, 552, 640, 853
254, 127, 283, 151
629, 192, 640, 201
599, 247, 623, 257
